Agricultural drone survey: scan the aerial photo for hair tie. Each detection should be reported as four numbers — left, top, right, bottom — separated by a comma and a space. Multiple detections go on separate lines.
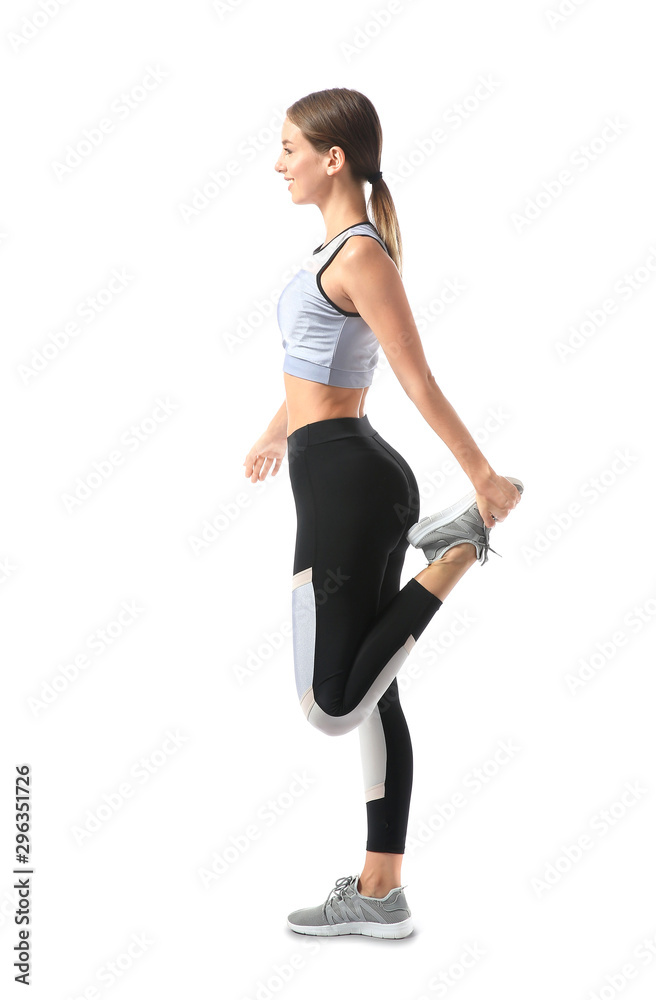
368, 170, 383, 184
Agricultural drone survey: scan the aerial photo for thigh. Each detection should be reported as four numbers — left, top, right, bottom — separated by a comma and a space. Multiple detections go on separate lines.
289, 434, 413, 714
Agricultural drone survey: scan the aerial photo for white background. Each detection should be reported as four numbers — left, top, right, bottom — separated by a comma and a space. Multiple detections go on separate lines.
2, 0, 655, 997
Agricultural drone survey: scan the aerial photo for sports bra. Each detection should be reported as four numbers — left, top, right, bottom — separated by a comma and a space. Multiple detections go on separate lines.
277, 220, 390, 388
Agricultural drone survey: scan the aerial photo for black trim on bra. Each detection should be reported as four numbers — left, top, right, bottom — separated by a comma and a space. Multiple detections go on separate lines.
315, 230, 389, 317
313, 219, 376, 254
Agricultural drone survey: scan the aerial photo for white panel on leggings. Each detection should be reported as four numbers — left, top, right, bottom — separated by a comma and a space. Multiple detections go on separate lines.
359, 705, 387, 802
291, 568, 315, 701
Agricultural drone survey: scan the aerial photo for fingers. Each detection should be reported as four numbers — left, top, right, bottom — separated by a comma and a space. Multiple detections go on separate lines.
490, 497, 517, 523
245, 453, 261, 482
243, 451, 264, 482
243, 450, 257, 477
244, 448, 284, 482
490, 483, 522, 523
476, 477, 522, 528
248, 455, 274, 483
476, 495, 498, 529
502, 477, 522, 504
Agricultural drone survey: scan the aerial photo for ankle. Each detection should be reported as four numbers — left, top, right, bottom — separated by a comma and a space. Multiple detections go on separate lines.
357, 875, 399, 897
440, 542, 477, 563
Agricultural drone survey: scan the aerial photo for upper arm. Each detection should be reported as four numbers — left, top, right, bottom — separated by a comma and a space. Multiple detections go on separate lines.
338, 237, 433, 396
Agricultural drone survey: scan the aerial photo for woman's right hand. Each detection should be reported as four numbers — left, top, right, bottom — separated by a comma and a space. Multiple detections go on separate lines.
471, 469, 522, 528
243, 430, 287, 484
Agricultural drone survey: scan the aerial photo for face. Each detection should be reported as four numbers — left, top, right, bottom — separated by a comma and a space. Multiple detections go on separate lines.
274, 117, 343, 204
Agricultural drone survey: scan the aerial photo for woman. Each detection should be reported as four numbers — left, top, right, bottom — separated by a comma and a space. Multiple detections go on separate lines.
243, 88, 523, 939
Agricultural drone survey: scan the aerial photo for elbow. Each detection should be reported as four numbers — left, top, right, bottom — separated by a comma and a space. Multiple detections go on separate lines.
404, 369, 437, 399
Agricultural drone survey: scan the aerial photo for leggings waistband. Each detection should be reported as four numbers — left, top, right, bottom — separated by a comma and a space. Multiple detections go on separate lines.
287, 414, 378, 450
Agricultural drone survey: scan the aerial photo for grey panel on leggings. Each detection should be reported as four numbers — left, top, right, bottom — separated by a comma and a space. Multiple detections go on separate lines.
304, 636, 416, 736
291, 568, 315, 701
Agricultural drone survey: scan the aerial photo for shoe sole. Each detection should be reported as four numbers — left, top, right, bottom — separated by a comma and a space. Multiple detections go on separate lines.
406, 477, 524, 548
287, 916, 414, 939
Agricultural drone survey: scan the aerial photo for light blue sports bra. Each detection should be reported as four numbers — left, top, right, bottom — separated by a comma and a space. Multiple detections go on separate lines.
277, 220, 389, 388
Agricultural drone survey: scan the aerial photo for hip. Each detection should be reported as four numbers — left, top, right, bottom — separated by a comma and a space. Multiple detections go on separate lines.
287, 414, 418, 506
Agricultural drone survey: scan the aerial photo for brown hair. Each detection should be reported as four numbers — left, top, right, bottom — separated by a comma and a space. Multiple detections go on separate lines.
285, 88, 403, 276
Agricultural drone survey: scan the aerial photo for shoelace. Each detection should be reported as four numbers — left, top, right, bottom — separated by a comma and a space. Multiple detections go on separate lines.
480, 524, 502, 565
424, 524, 502, 566
324, 875, 357, 912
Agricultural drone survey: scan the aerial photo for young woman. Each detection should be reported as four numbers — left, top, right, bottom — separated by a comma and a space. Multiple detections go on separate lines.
243, 88, 523, 939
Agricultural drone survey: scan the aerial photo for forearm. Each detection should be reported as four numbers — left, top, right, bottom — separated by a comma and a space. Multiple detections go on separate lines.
407, 375, 493, 485
267, 399, 288, 436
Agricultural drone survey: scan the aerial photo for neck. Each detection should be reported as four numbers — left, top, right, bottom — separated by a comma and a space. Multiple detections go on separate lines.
316, 184, 368, 244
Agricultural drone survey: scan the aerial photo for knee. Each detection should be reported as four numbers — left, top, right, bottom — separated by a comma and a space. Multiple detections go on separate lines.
300, 687, 360, 736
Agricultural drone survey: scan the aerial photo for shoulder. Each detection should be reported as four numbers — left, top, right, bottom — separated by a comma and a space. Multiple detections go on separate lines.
343, 232, 388, 255
337, 233, 393, 271
335, 233, 398, 288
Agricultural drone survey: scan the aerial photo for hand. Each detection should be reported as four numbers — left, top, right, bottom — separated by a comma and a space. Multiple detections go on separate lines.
471, 471, 522, 529
243, 430, 287, 483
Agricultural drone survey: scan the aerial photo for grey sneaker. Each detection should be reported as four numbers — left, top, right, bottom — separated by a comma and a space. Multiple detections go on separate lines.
287, 874, 413, 938
406, 478, 524, 566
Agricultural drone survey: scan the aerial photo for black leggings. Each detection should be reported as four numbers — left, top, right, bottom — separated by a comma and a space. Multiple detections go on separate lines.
287, 414, 443, 854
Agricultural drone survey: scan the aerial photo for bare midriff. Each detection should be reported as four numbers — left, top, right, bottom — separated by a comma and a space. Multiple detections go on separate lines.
284, 373, 369, 437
